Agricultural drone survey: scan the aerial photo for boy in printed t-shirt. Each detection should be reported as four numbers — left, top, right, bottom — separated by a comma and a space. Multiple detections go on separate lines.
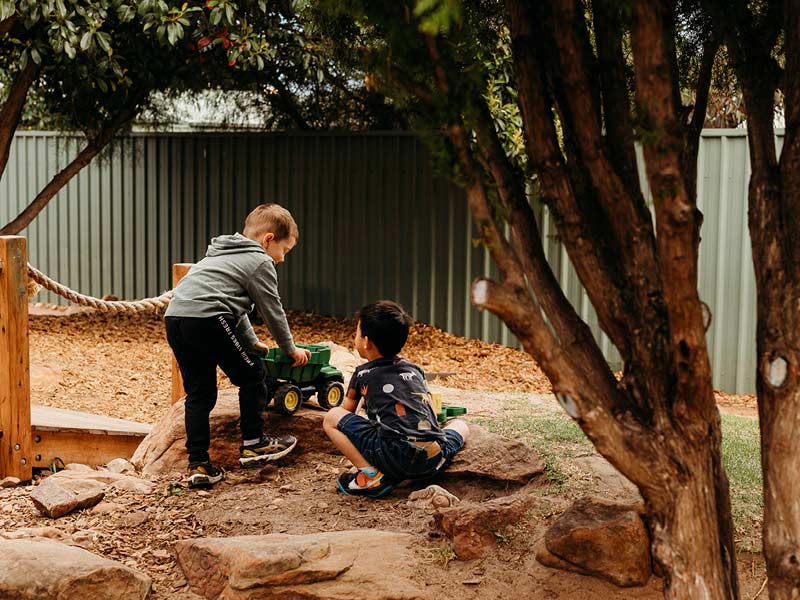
323, 300, 470, 498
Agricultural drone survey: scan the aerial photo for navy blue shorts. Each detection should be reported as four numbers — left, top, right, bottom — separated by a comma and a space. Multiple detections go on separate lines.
337, 412, 465, 481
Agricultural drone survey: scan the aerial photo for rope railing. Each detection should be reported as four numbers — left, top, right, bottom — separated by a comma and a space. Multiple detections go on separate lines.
27, 263, 173, 313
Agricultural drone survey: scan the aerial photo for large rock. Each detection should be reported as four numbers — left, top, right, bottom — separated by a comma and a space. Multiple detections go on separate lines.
132, 392, 331, 474
133, 343, 365, 475
445, 424, 545, 484
539, 496, 651, 587
433, 493, 536, 560
29, 477, 105, 518
0, 538, 151, 599
48, 468, 155, 494
175, 530, 428, 600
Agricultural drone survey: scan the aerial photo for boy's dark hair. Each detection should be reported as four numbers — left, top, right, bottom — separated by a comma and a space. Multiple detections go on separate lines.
357, 300, 414, 357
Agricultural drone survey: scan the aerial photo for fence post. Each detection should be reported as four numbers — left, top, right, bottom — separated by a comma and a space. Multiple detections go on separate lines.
170, 263, 193, 404
0, 236, 33, 481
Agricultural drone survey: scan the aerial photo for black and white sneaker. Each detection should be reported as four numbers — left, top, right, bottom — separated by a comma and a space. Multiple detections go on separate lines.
239, 435, 298, 467
187, 461, 225, 488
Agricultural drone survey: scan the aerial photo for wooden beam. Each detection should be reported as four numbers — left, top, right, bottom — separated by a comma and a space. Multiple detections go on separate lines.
171, 263, 193, 404
30, 429, 147, 469
0, 236, 32, 481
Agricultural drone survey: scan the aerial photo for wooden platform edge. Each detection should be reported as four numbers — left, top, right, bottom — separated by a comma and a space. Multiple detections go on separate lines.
31, 428, 147, 469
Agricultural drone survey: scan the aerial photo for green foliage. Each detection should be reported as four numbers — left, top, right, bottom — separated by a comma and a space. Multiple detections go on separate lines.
1, 0, 405, 132
413, 0, 461, 35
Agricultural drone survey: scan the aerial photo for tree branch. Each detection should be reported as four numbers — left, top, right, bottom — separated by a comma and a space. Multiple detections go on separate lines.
629, 0, 715, 424
0, 15, 17, 36
0, 62, 40, 180
592, 0, 638, 196
505, 0, 630, 348
472, 277, 664, 492
267, 75, 311, 130
0, 99, 143, 235
683, 30, 720, 199
471, 98, 620, 396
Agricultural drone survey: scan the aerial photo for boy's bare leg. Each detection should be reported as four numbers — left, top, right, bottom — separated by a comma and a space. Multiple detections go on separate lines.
323, 407, 371, 469
444, 418, 470, 441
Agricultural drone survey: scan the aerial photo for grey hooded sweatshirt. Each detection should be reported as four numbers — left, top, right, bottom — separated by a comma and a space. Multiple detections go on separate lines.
165, 233, 296, 354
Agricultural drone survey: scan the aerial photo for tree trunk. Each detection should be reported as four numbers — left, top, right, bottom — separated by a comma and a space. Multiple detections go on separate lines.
647, 440, 737, 599
0, 62, 39, 179
0, 101, 142, 235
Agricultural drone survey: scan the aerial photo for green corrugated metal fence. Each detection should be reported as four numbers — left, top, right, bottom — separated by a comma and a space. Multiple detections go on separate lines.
0, 130, 767, 393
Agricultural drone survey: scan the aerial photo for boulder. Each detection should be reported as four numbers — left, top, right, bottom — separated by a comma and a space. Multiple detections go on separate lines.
0, 538, 151, 599
47, 468, 155, 495
106, 458, 136, 474
132, 391, 331, 474
30, 477, 105, 518
445, 425, 545, 484
63, 463, 95, 472
540, 496, 651, 587
0, 477, 20, 488
433, 493, 536, 560
175, 530, 428, 600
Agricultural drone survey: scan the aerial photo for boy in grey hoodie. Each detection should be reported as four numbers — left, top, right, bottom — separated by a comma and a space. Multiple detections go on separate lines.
165, 204, 311, 487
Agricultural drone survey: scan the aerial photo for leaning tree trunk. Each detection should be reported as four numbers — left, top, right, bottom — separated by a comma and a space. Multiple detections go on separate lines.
0, 92, 146, 235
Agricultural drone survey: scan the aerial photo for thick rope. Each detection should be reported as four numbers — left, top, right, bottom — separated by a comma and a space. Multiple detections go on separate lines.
27, 263, 173, 313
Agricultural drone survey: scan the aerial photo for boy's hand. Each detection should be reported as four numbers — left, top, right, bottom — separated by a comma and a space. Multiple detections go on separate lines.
290, 348, 312, 366
253, 341, 269, 351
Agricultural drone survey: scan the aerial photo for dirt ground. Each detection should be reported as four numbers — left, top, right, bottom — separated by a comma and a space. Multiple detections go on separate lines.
10, 306, 765, 599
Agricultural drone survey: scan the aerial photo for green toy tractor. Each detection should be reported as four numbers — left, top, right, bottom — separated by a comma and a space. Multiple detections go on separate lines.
260, 343, 345, 415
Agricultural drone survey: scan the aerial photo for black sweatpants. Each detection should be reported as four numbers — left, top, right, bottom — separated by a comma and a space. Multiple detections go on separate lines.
165, 315, 267, 464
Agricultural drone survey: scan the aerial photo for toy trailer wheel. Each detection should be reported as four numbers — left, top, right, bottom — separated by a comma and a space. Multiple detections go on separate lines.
317, 381, 345, 410
274, 383, 303, 415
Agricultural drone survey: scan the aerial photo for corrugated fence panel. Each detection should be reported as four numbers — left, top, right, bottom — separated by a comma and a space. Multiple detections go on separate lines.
0, 130, 767, 393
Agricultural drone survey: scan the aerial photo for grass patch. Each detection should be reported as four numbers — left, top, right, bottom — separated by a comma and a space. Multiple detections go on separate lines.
721, 414, 763, 552
476, 403, 592, 493
426, 544, 456, 567
478, 405, 763, 550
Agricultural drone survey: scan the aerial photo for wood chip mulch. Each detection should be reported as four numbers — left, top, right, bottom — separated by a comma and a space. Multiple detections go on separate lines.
27, 306, 756, 423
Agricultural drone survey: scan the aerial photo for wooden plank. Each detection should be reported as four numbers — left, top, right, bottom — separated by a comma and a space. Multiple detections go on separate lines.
0, 236, 33, 481
171, 263, 193, 403
30, 429, 146, 469
30, 405, 152, 436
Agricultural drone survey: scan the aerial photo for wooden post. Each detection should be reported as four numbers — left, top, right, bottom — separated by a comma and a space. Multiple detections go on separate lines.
0, 236, 32, 481
170, 263, 193, 404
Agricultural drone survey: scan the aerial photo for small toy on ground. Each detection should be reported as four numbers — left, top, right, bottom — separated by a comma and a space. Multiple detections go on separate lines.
260, 343, 345, 415
429, 392, 467, 424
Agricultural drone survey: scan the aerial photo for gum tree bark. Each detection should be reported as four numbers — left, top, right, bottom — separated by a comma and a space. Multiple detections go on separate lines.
396, 0, 738, 596
714, 0, 800, 596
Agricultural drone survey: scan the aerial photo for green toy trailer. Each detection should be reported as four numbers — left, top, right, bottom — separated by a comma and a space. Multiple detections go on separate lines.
260, 343, 345, 415
437, 404, 467, 423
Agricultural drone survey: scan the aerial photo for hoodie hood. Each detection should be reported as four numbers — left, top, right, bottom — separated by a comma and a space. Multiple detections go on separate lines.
206, 233, 268, 258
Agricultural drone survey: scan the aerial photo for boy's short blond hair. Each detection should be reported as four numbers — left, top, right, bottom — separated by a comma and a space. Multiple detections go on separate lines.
243, 203, 299, 242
